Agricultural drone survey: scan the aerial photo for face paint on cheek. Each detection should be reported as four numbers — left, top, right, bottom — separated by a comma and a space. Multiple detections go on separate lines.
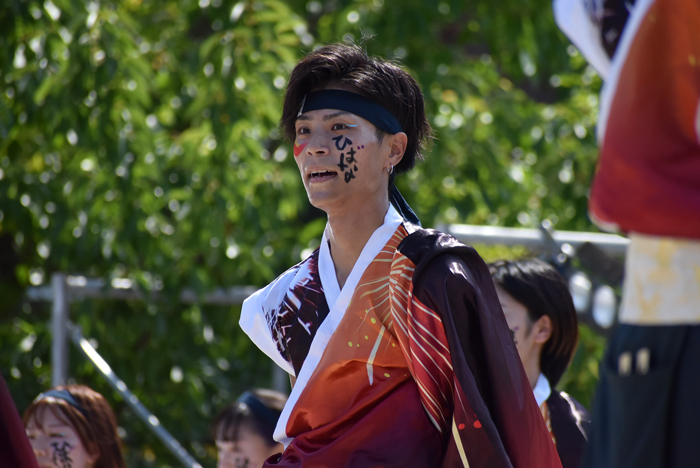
51, 442, 73, 468
337, 145, 360, 183
293, 140, 308, 157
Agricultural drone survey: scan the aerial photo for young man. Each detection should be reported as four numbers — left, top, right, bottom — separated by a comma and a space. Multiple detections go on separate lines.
240, 43, 560, 467
490, 259, 591, 468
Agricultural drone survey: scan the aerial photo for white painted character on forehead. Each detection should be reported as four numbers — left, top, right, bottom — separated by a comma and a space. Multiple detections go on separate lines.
26, 406, 98, 468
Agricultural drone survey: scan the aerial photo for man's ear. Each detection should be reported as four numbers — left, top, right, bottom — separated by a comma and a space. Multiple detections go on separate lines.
532, 315, 553, 345
386, 132, 407, 170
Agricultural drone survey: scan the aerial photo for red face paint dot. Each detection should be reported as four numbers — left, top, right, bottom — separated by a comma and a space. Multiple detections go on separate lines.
293, 140, 308, 157
458, 424, 465, 430
473, 421, 482, 429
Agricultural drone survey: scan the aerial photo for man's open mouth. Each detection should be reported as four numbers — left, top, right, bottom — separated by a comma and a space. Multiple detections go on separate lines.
309, 170, 338, 180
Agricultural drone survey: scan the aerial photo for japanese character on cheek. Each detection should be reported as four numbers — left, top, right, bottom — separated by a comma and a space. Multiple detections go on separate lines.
51, 441, 73, 468
337, 145, 363, 183
332, 135, 352, 151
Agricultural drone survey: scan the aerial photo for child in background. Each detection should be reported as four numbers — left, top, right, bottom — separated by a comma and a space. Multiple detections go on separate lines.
24, 384, 125, 468
212, 389, 287, 468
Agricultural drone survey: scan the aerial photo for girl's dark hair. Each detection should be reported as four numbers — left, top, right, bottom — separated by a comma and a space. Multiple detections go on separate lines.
489, 259, 579, 387
23, 385, 125, 468
211, 389, 287, 447
281, 43, 432, 175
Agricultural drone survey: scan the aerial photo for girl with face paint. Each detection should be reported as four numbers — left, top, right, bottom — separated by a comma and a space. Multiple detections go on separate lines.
23, 385, 124, 468
211, 390, 287, 468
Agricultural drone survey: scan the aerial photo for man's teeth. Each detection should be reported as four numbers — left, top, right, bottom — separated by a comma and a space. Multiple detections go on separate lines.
310, 171, 336, 178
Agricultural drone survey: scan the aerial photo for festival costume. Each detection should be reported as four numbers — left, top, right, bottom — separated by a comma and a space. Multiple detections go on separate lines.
533, 374, 591, 468
0, 375, 40, 468
241, 206, 561, 467
554, 0, 700, 466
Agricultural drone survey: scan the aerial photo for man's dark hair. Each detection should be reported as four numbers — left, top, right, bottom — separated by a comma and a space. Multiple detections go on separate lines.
488, 259, 578, 388
281, 43, 432, 175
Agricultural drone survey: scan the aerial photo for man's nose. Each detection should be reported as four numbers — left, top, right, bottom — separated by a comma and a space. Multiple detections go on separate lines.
305, 133, 331, 156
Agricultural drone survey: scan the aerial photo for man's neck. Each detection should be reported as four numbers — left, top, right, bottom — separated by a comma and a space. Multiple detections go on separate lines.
326, 198, 390, 289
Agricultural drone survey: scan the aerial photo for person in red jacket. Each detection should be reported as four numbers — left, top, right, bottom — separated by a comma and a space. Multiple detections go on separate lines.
239, 42, 561, 468
0, 374, 39, 468
554, 0, 700, 466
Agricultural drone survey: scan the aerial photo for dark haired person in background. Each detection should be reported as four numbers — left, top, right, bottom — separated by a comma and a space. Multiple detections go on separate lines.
23, 384, 125, 468
212, 389, 287, 468
240, 43, 560, 467
490, 259, 591, 468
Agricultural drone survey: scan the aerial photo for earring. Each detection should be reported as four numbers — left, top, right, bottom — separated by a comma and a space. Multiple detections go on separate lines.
387, 164, 394, 175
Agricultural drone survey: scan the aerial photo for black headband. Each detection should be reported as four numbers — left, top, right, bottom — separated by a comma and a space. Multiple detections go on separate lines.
237, 392, 280, 437
298, 89, 404, 134
36, 389, 89, 420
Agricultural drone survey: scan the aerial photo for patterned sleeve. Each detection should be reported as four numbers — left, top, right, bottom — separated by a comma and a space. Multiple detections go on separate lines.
406, 247, 562, 468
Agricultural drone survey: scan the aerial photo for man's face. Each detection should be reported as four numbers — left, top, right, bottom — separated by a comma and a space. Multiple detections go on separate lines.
293, 108, 392, 213
26, 407, 97, 468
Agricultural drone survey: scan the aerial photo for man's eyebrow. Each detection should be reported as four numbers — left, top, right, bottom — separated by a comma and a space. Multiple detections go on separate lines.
323, 111, 352, 121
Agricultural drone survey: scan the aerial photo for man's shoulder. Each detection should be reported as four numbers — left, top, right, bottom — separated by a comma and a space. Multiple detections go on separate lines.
398, 225, 476, 264
397, 225, 486, 284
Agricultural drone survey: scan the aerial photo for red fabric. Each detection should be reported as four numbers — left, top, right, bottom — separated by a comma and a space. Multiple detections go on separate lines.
591, 0, 700, 238
0, 374, 39, 468
403, 228, 562, 468
270, 380, 444, 467
265, 226, 560, 467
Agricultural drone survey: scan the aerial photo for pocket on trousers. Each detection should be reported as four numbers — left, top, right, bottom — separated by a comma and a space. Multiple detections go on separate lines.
602, 361, 674, 468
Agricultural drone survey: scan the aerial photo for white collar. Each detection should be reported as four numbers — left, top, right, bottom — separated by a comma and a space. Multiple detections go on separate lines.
318, 205, 403, 310
533, 373, 552, 407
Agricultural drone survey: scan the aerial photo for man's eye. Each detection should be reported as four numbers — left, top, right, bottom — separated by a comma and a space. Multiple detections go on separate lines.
49, 433, 66, 438
332, 123, 348, 130
296, 127, 310, 135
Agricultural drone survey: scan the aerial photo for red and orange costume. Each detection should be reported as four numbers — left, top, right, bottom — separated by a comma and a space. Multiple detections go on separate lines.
241, 207, 561, 467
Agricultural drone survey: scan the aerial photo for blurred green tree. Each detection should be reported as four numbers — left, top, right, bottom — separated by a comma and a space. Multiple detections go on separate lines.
1, 0, 605, 466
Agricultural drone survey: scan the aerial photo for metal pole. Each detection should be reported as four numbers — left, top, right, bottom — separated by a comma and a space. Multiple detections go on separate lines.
437, 223, 629, 257
51, 273, 68, 387
66, 322, 202, 468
